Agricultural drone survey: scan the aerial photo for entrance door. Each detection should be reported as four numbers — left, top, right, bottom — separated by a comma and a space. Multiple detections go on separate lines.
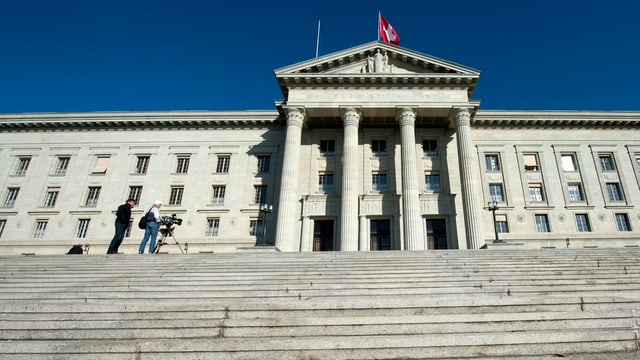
370, 219, 391, 250
313, 220, 334, 251
426, 219, 447, 249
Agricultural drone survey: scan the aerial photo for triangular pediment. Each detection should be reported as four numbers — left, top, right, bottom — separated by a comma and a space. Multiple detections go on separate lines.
275, 41, 479, 77
274, 41, 480, 101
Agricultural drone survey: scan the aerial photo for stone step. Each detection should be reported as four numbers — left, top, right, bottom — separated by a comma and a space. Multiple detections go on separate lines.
1, 249, 639, 359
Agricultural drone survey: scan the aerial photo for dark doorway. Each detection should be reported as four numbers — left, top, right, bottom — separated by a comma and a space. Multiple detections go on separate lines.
426, 219, 447, 249
370, 219, 391, 250
313, 220, 334, 251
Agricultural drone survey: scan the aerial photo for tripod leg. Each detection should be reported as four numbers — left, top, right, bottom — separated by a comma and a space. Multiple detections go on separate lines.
153, 234, 165, 254
170, 235, 185, 254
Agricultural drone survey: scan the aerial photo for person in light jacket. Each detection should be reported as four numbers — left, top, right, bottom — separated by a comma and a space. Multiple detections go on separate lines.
138, 200, 163, 254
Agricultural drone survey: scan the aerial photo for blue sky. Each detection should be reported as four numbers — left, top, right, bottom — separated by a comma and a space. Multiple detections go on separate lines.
1, 0, 638, 113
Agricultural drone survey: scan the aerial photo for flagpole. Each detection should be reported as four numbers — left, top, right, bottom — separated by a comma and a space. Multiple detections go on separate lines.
377, 11, 380, 41
315, 20, 321, 58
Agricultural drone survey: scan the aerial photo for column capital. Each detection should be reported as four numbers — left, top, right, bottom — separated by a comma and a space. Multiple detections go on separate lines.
285, 107, 305, 128
341, 107, 361, 128
396, 107, 416, 127
455, 108, 471, 127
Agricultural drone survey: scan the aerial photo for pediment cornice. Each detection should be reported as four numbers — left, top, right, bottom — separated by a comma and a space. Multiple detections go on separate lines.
275, 41, 480, 99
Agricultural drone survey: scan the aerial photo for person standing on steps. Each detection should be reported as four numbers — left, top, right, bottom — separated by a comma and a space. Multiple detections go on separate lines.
107, 198, 136, 254
138, 200, 163, 254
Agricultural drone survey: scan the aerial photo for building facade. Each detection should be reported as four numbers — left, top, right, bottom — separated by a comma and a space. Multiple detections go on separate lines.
1, 42, 639, 254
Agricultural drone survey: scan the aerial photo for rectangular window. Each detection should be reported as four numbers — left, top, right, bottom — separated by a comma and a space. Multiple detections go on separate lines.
567, 183, 584, 202
76, 219, 90, 238
575, 214, 591, 232
528, 183, 544, 202
561, 154, 577, 172
615, 213, 631, 231
250, 218, 263, 237
485, 154, 500, 171
4, 187, 20, 207
216, 155, 230, 173
53, 156, 70, 176
371, 139, 387, 156
15, 157, 31, 176
423, 139, 438, 157
496, 214, 509, 233
599, 154, 615, 171
211, 185, 226, 205
254, 185, 267, 205
128, 186, 143, 204
85, 187, 101, 206
606, 183, 623, 202
33, 220, 48, 239
91, 156, 110, 174
0, 219, 5, 238
535, 214, 550, 232
372, 172, 388, 192
169, 186, 184, 205
488, 183, 504, 203
319, 140, 335, 155
135, 156, 150, 174
205, 217, 220, 237
257, 155, 271, 173
318, 173, 334, 193
175, 155, 190, 174
523, 154, 539, 171
425, 173, 441, 192
43, 187, 60, 207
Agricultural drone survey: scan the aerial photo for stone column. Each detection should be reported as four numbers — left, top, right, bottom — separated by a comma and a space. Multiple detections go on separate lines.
455, 108, 484, 249
359, 213, 368, 251
340, 108, 360, 251
275, 108, 305, 252
398, 108, 425, 250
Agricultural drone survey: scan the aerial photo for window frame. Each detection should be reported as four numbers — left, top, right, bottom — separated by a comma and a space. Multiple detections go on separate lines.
371, 139, 387, 156
424, 173, 441, 193
372, 172, 388, 192
135, 155, 150, 174
205, 217, 220, 237
15, 157, 31, 176
534, 214, 550, 233
169, 186, 184, 205
211, 185, 226, 205
216, 154, 231, 173
76, 219, 91, 238
422, 139, 438, 157
85, 187, 101, 207
485, 154, 501, 172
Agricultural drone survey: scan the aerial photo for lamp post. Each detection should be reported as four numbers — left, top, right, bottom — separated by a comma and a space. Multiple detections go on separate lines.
259, 204, 273, 246
485, 200, 504, 243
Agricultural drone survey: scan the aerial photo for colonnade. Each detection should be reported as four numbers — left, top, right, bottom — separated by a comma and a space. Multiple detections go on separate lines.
274, 107, 482, 251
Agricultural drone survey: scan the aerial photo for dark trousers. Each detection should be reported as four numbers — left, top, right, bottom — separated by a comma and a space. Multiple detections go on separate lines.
107, 222, 128, 254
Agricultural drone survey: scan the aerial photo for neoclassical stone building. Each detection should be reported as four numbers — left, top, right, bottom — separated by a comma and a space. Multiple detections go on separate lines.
1, 41, 639, 254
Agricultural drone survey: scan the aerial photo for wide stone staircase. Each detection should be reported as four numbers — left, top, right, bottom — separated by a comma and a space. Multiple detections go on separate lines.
1, 248, 640, 359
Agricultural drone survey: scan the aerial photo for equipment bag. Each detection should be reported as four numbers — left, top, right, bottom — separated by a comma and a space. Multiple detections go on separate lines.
138, 210, 150, 229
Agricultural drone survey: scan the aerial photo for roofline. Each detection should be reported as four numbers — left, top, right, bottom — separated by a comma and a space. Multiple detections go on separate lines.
474, 110, 640, 127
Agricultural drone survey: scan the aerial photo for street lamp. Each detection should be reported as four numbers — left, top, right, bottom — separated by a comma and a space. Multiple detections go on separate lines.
485, 200, 504, 243
258, 204, 273, 246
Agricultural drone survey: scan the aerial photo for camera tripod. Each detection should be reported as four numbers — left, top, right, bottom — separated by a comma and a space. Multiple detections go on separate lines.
152, 226, 185, 254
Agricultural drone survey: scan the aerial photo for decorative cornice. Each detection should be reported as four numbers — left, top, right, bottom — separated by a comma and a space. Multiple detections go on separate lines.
0, 110, 282, 130
473, 110, 640, 128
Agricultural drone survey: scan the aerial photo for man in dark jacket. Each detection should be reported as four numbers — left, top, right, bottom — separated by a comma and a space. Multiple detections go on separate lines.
107, 199, 136, 254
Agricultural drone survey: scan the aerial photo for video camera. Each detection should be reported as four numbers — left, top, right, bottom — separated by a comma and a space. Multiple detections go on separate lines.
160, 214, 183, 227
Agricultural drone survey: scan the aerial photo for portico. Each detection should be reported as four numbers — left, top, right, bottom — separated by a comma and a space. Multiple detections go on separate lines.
273, 41, 483, 251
